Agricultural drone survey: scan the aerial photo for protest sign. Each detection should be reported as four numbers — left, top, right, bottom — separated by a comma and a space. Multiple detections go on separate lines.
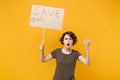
30, 4, 64, 30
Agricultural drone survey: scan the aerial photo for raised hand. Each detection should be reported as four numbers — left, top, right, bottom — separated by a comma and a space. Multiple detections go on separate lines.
84, 39, 90, 49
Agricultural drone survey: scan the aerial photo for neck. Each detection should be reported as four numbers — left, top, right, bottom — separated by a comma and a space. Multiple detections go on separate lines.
63, 47, 72, 52
62, 48, 72, 54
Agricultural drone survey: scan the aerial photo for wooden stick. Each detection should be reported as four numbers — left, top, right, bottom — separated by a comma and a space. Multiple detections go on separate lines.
42, 28, 46, 44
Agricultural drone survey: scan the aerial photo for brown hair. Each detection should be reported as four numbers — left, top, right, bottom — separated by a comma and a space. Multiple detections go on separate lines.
59, 31, 77, 45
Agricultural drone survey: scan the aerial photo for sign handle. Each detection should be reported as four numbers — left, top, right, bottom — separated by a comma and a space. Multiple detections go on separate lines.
42, 28, 46, 44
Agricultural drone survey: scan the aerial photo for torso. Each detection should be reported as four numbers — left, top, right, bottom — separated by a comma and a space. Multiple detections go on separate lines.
51, 48, 81, 80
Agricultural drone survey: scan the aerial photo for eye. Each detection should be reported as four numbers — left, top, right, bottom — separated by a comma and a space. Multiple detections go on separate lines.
69, 38, 73, 40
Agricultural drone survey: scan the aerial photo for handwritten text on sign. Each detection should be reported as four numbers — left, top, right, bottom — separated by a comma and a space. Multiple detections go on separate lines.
30, 5, 64, 30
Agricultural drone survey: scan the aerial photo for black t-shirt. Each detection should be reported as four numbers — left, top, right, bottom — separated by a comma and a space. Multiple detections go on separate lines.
51, 48, 81, 80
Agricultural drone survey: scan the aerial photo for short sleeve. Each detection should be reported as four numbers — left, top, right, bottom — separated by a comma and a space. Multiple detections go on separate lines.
51, 49, 58, 58
74, 50, 82, 59
76, 51, 81, 57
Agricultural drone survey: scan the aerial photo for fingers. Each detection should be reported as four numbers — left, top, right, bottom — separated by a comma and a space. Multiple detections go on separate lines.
84, 39, 90, 44
39, 44, 44, 50
84, 39, 90, 48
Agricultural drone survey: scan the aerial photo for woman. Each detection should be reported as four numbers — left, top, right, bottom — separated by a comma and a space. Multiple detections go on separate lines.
39, 31, 90, 80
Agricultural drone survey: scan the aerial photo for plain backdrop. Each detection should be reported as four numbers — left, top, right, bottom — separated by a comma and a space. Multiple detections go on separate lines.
0, 0, 120, 80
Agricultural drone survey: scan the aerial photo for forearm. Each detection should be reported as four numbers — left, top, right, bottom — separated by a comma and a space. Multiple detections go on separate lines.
40, 50, 45, 62
86, 47, 90, 66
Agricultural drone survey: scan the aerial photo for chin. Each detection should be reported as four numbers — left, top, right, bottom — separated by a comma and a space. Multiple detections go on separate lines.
66, 46, 71, 49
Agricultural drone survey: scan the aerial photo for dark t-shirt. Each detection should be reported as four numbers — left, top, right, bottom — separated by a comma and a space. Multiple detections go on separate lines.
51, 48, 81, 80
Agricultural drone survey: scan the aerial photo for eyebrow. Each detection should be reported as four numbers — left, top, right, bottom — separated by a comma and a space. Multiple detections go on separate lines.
64, 37, 72, 39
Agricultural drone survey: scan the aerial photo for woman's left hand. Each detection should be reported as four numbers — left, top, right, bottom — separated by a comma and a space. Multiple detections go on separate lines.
84, 39, 90, 49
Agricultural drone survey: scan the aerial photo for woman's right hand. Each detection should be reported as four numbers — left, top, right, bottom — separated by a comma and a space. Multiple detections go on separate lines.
39, 44, 44, 51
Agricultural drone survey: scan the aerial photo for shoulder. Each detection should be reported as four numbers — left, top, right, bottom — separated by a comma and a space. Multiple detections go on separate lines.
51, 48, 61, 58
72, 49, 79, 53
52, 48, 61, 52
72, 49, 82, 56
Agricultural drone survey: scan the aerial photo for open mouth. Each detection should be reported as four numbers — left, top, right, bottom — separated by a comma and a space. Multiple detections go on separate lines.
67, 43, 70, 46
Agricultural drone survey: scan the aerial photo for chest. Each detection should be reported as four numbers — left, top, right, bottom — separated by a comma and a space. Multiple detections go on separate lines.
55, 53, 77, 64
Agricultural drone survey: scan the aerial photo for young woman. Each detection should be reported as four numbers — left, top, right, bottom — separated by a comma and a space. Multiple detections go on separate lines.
39, 31, 90, 80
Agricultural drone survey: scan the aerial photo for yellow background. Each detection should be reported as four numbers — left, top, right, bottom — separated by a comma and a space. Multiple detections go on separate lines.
0, 0, 120, 80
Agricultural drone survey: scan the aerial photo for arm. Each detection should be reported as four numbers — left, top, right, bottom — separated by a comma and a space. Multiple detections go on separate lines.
39, 44, 53, 62
78, 39, 90, 66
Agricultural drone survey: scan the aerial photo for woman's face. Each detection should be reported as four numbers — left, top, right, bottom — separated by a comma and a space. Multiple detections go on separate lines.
63, 34, 73, 49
